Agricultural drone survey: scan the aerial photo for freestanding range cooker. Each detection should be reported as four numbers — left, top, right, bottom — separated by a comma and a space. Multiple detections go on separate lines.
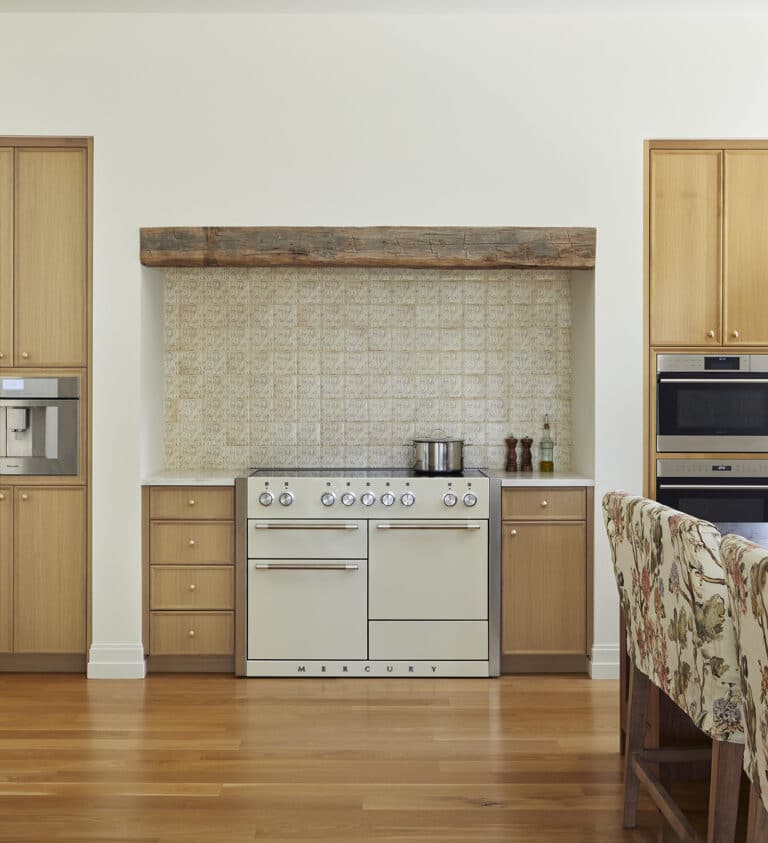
235, 468, 495, 677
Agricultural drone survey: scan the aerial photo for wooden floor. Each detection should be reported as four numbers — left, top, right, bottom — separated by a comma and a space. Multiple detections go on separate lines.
0, 674, 706, 842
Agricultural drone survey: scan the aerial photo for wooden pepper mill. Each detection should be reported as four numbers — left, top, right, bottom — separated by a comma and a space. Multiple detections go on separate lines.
519, 436, 533, 472
505, 437, 518, 472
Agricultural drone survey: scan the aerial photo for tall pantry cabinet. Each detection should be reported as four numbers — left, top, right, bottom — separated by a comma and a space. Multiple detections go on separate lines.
0, 138, 91, 671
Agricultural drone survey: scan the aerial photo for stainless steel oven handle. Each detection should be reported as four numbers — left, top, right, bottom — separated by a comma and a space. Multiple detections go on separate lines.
376, 523, 482, 530
253, 563, 360, 570
659, 378, 768, 384
658, 484, 768, 490
252, 523, 359, 530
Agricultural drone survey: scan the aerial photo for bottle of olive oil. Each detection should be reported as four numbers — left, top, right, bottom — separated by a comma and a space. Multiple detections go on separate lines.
539, 414, 554, 473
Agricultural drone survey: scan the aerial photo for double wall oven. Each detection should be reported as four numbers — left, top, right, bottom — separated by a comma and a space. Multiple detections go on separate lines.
656, 353, 768, 540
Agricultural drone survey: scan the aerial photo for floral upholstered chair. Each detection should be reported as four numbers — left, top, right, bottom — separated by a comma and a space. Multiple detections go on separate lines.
721, 533, 768, 842
603, 492, 744, 843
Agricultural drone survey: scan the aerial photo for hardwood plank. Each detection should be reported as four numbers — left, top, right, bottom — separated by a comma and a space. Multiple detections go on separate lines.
140, 226, 597, 270
0, 674, 723, 842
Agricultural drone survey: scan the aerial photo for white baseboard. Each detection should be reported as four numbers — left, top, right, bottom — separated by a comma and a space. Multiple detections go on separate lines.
589, 645, 620, 679
87, 644, 146, 679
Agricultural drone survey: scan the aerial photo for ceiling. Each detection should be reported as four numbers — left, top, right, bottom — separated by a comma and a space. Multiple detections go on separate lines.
0, 0, 766, 12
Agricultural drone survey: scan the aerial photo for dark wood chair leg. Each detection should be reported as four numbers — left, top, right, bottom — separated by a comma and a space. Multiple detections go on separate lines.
747, 785, 768, 843
624, 662, 651, 828
706, 739, 744, 843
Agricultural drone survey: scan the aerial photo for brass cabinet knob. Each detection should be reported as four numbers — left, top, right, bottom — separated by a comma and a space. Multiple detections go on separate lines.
0, 351, 4, 359
188, 629, 196, 638
21, 352, 29, 359
0, 493, 5, 501
188, 583, 196, 591
510, 529, 518, 536
540, 500, 549, 508
188, 538, 195, 547
20, 493, 28, 501
731, 330, 740, 339
188, 499, 196, 506
707, 329, 715, 338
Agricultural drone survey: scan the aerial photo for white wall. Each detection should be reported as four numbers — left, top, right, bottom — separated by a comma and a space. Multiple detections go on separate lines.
3, 10, 767, 677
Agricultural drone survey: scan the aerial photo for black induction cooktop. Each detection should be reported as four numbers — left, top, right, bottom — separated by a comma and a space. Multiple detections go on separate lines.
249, 467, 488, 479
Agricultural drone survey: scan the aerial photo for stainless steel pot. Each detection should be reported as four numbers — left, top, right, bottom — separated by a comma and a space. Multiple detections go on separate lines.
411, 432, 465, 474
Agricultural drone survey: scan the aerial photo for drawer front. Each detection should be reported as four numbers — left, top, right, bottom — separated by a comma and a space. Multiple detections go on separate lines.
150, 522, 233, 564
369, 621, 488, 660
150, 487, 234, 521
502, 488, 585, 521
150, 611, 233, 655
150, 566, 234, 610
248, 520, 366, 560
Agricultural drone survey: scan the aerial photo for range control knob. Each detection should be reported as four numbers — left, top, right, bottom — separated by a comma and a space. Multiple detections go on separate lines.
341, 492, 356, 506
463, 493, 478, 507
278, 491, 294, 507
442, 492, 458, 507
320, 491, 336, 507
361, 491, 376, 507
258, 491, 274, 507
381, 492, 396, 507
400, 491, 416, 507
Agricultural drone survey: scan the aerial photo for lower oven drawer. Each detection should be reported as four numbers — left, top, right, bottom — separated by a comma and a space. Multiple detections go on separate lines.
150, 611, 233, 655
248, 559, 367, 659
369, 621, 488, 660
369, 520, 488, 620
248, 520, 366, 559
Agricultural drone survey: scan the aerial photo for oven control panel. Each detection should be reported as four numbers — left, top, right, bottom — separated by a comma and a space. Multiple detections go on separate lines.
247, 476, 489, 519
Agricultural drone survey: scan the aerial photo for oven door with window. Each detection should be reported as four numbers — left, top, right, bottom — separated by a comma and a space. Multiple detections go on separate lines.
656, 478, 768, 524
657, 369, 768, 452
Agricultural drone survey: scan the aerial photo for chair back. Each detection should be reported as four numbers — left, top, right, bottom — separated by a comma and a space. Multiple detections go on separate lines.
721, 533, 768, 811
603, 492, 743, 742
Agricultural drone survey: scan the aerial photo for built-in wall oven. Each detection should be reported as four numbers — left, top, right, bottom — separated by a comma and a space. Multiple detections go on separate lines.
656, 354, 768, 452
656, 459, 768, 544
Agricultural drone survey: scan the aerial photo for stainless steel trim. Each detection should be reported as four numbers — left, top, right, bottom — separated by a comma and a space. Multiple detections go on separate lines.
488, 477, 501, 677
659, 378, 768, 384
235, 477, 248, 677
375, 523, 481, 530
656, 354, 752, 373
253, 523, 359, 530
659, 484, 768, 491
657, 435, 768, 452
0, 375, 79, 398
657, 458, 768, 477
253, 563, 360, 571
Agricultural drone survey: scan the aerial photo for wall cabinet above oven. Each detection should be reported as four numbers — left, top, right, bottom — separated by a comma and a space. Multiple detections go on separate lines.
649, 145, 768, 348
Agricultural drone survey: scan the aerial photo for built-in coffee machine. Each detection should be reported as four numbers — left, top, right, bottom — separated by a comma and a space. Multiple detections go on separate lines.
0, 376, 79, 476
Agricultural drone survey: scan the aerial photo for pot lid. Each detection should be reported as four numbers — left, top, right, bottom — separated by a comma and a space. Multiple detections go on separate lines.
413, 430, 464, 443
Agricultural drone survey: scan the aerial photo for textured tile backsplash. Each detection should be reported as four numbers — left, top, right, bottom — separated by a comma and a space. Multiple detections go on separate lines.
163, 267, 573, 471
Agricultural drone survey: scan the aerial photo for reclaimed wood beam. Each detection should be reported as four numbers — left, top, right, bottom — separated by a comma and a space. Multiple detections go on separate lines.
140, 226, 596, 270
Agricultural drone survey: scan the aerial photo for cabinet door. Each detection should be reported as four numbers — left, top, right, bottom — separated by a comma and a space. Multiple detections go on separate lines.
0, 488, 11, 652
724, 150, 768, 346
650, 150, 722, 346
14, 487, 85, 653
14, 148, 87, 367
502, 521, 586, 656
0, 148, 12, 367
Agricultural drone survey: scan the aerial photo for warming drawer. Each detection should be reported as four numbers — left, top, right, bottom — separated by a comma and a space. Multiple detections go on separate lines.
248, 520, 366, 559
369, 621, 488, 660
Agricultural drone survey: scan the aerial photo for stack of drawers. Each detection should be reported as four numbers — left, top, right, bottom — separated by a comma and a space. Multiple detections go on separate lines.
145, 487, 234, 670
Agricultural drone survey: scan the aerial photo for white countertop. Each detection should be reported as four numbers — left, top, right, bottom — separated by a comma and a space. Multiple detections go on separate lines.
142, 469, 244, 486
143, 468, 593, 487
489, 471, 594, 487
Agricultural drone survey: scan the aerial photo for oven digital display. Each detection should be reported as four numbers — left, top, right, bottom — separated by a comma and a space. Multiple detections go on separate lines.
704, 357, 740, 370
1, 379, 24, 391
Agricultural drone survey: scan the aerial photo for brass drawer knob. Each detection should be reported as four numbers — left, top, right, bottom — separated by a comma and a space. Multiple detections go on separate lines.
707, 329, 715, 338
188, 538, 195, 547
510, 529, 518, 536
188, 498, 196, 506
0, 493, 5, 501
21, 351, 29, 359
0, 351, 4, 359
21, 493, 29, 501
188, 629, 196, 638
540, 500, 548, 508
731, 330, 740, 339
188, 583, 197, 591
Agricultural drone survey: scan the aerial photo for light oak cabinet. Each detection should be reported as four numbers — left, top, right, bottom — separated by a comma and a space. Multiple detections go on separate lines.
501, 486, 592, 673
3, 487, 86, 655
143, 486, 235, 670
650, 146, 768, 347
0, 147, 87, 368
0, 489, 12, 652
